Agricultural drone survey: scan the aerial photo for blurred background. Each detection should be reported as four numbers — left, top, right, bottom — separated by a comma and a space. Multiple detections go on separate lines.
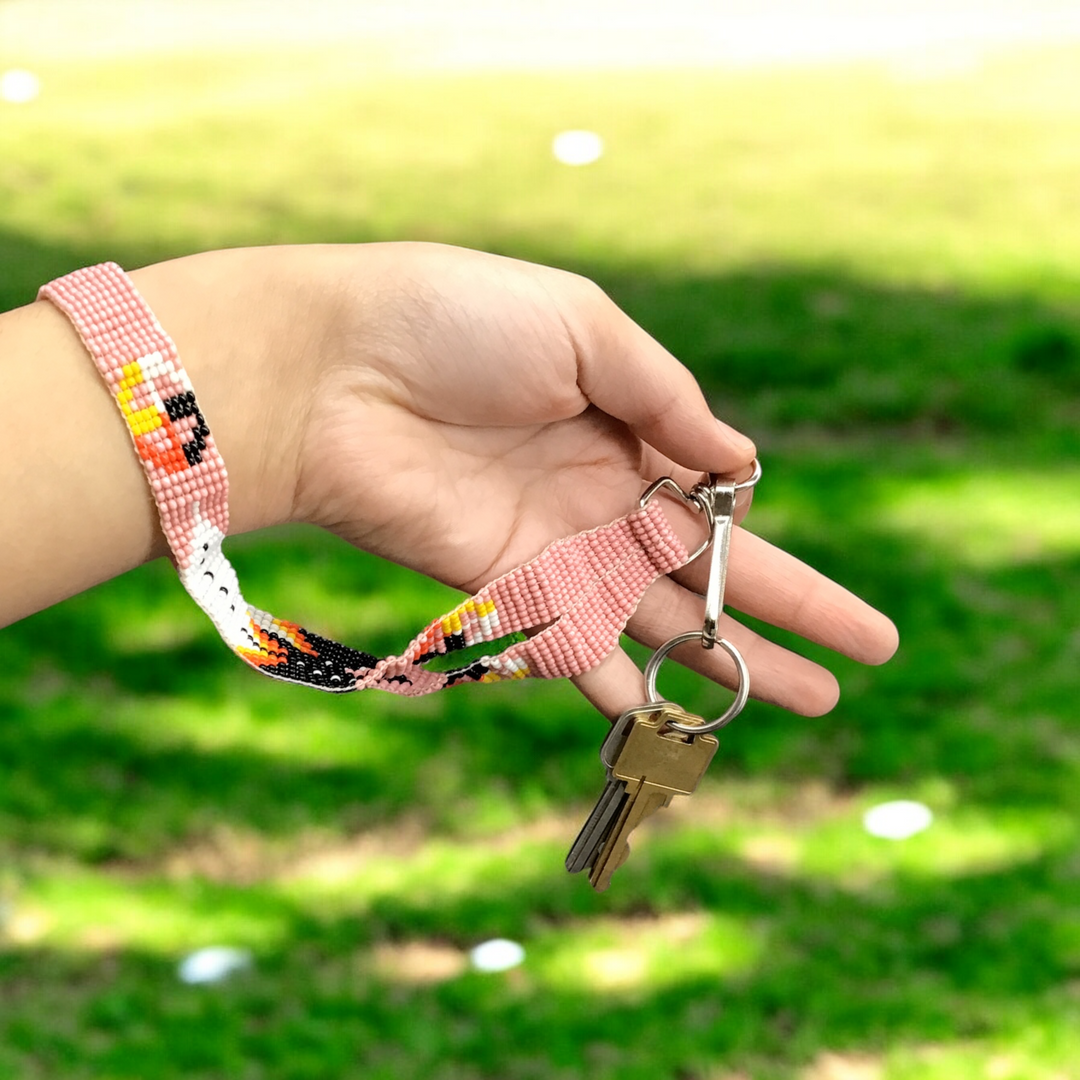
2, 1, 1080, 1077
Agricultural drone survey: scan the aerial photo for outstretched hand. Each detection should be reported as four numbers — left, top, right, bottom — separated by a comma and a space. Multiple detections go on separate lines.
288, 243, 898, 718
0, 242, 897, 713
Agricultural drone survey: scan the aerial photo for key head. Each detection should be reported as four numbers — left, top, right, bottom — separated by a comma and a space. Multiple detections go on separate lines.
600, 701, 667, 771
609, 705, 718, 796
588, 707, 719, 891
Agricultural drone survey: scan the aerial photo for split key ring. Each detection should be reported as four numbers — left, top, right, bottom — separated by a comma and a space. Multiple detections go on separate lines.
643, 631, 749, 734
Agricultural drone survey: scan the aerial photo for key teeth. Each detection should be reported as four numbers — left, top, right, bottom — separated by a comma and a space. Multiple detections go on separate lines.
589, 841, 630, 892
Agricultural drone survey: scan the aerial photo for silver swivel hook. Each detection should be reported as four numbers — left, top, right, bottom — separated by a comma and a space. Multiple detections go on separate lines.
637, 458, 762, 734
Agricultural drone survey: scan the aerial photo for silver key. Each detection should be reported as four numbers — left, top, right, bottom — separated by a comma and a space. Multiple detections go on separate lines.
565, 704, 668, 874
565, 779, 626, 873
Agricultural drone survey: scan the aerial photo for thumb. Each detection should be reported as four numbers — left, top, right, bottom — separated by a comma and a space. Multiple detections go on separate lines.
568, 278, 756, 474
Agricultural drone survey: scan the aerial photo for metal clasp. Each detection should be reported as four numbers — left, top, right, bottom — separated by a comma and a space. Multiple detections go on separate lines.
691, 477, 735, 649
689, 459, 761, 649
636, 459, 762, 735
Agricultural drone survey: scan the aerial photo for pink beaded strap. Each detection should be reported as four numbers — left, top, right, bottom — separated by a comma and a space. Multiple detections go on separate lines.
358, 500, 687, 696
40, 263, 691, 695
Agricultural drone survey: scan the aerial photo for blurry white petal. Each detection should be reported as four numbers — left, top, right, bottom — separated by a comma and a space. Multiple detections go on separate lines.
177, 946, 252, 985
0, 70, 40, 104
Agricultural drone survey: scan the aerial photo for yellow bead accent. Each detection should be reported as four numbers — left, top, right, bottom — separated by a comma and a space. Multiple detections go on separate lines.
114, 360, 164, 437
124, 405, 163, 437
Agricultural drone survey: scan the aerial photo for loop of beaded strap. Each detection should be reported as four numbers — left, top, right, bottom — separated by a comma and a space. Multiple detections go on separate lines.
40, 263, 690, 695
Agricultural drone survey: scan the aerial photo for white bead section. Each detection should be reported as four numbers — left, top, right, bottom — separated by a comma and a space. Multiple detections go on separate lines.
483, 654, 529, 678
178, 512, 250, 648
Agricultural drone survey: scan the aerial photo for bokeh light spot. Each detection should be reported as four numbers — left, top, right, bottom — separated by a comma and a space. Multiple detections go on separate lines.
552, 130, 604, 166
863, 800, 934, 841
0, 69, 41, 104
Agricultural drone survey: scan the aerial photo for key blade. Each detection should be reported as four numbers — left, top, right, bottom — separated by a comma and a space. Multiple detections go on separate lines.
567, 703, 670, 876
589, 781, 672, 892
566, 779, 627, 873
586, 706, 719, 892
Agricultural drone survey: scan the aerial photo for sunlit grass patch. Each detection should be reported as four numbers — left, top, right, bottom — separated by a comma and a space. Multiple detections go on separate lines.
538, 910, 763, 993
885, 1024, 1080, 1080
875, 470, 1080, 568
3, 45, 1080, 296
7, 869, 296, 955
800, 805, 1077, 885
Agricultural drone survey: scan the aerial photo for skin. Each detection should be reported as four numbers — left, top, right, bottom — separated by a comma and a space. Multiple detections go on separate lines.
0, 243, 898, 719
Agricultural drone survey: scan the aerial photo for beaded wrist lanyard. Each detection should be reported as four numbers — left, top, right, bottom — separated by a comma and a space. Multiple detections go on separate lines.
40, 263, 703, 697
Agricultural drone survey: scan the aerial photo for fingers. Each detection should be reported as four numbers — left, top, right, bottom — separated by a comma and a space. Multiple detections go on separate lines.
637, 443, 758, 530
572, 527, 899, 722
573, 606, 839, 722
625, 580, 843, 717
573, 648, 649, 721
674, 527, 900, 666
561, 275, 756, 476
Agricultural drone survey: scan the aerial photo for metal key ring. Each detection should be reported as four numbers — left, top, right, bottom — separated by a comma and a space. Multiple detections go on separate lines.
643, 631, 750, 734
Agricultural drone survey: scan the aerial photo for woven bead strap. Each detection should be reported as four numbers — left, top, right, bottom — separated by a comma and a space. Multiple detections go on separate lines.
40, 263, 691, 695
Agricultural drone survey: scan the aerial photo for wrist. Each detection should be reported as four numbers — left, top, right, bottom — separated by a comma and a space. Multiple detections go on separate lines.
129, 247, 317, 539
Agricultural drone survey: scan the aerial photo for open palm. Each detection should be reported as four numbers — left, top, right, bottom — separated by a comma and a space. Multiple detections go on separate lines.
293, 244, 897, 719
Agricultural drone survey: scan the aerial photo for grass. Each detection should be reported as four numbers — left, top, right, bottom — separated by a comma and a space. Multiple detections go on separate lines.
1, 36, 1080, 1080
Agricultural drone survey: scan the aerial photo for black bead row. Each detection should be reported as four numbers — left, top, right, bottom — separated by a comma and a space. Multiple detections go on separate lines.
164, 391, 211, 466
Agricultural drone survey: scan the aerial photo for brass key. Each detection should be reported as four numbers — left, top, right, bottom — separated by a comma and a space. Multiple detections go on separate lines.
566, 704, 658, 874
588, 704, 718, 892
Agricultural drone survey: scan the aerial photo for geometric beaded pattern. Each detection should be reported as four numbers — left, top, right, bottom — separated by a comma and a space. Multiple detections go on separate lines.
39, 263, 691, 695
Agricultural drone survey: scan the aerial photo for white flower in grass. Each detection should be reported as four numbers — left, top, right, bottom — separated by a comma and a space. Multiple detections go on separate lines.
177, 946, 252, 985
469, 938, 525, 972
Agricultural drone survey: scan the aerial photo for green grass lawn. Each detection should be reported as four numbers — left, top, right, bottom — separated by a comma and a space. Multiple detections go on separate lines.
2, 39, 1080, 1080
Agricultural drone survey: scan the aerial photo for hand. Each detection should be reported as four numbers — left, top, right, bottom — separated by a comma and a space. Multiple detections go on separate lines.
286, 243, 897, 717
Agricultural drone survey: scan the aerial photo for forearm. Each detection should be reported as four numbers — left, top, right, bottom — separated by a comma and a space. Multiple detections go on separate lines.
0, 248, 313, 628
0, 296, 165, 625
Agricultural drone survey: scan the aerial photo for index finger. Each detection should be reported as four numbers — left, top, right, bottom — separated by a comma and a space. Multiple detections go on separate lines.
675, 526, 900, 666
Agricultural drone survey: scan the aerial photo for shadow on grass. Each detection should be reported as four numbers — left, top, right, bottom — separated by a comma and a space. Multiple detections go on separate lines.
2, 470, 1076, 859
3, 841, 1080, 1079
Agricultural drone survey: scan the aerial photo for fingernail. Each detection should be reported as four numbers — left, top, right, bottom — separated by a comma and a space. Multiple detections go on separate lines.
716, 417, 756, 458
